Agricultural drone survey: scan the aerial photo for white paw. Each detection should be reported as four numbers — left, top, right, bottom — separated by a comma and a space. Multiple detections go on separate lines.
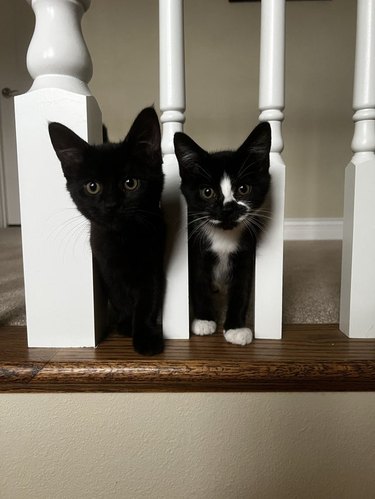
192, 319, 217, 336
224, 328, 253, 346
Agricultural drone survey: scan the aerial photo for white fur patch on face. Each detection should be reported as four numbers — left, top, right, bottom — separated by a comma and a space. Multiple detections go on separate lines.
220, 174, 235, 205
224, 328, 253, 345
192, 319, 217, 336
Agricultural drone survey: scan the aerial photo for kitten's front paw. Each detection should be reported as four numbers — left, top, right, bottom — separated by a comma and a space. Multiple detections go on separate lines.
224, 328, 253, 346
192, 319, 217, 336
133, 329, 164, 356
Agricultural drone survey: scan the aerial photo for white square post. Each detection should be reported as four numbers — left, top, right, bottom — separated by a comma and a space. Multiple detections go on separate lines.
254, 0, 286, 339
159, 0, 190, 339
15, 0, 105, 347
340, 0, 375, 338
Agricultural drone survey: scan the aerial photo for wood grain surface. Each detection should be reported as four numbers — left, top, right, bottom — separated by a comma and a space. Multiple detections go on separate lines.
1, 325, 374, 392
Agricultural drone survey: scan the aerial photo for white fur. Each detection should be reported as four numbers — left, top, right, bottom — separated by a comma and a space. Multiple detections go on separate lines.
220, 174, 235, 204
205, 224, 244, 286
192, 319, 217, 336
224, 328, 253, 345
205, 224, 243, 255
213, 253, 230, 287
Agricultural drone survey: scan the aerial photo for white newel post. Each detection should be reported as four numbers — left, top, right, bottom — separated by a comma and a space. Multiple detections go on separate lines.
159, 0, 189, 339
254, 0, 286, 339
15, 0, 104, 347
340, 0, 375, 338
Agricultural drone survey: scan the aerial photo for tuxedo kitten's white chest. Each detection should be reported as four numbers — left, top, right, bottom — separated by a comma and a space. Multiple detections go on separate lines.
206, 225, 243, 286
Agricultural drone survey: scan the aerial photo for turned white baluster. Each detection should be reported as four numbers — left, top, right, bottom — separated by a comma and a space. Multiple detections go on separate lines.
15, 0, 104, 347
159, 0, 189, 339
340, 0, 375, 338
254, 0, 286, 339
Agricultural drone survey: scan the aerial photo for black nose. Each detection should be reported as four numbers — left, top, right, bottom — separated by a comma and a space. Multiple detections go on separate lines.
221, 201, 243, 218
222, 201, 237, 213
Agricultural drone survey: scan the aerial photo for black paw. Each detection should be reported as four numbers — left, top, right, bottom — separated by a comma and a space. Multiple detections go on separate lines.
133, 329, 164, 356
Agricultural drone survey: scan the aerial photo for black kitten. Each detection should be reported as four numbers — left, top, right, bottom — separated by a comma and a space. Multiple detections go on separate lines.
49, 107, 165, 355
174, 122, 271, 345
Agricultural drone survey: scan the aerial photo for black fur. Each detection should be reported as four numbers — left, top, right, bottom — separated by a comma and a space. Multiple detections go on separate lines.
49, 107, 165, 355
174, 122, 271, 342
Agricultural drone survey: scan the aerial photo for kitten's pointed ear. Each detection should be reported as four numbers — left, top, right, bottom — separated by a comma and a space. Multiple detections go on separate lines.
237, 121, 271, 173
49, 122, 88, 177
125, 107, 162, 166
174, 132, 207, 176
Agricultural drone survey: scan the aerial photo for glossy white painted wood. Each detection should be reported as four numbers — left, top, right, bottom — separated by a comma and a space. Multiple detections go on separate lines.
254, 0, 286, 339
340, 0, 375, 338
15, 0, 105, 347
159, 0, 189, 339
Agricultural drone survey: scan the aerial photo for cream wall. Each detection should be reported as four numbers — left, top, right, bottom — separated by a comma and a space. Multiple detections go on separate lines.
83, 0, 356, 218
1, 393, 375, 498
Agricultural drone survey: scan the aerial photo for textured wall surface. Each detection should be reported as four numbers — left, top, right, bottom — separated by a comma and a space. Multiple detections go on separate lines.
1, 393, 375, 499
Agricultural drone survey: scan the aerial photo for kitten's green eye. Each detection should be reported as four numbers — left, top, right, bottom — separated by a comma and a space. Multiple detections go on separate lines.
84, 181, 102, 196
237, 184, 251, 196
200, 187, 215, 200
123, 178, 140, 191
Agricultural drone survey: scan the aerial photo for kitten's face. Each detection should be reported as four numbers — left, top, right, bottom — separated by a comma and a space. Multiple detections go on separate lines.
174, 122, 271, 233
49, 107, 163, 230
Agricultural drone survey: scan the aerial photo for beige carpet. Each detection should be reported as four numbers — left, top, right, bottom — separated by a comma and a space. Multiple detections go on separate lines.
0, 227, 26, 326
0, 227, 341, 326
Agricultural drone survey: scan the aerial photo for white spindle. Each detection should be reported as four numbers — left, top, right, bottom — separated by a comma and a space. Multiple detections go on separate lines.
254, 0, 286, 339
159, 0, 189, 339
340, 0, 375, 338
15, 0, 104, 347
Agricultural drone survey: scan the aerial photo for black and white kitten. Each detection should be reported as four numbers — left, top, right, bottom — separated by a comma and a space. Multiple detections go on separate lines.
49, 107, 165, 355
174, 122, 271, 345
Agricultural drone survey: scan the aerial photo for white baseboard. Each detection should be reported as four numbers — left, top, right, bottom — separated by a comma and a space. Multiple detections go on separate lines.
284, 218, 343, 240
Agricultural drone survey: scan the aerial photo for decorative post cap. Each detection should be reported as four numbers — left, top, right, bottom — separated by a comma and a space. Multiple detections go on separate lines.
26, 0, 93, 94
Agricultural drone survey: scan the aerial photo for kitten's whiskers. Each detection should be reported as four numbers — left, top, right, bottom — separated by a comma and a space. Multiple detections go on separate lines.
240, 206, 273, 236
188, 216, 211, 245
46, 212, 91, 262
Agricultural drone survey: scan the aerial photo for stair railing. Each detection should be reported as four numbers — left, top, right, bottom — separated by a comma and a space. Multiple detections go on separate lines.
17, 0, 374, 346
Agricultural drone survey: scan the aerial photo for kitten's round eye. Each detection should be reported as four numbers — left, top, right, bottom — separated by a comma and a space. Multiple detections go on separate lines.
200, 187, 215, 200
237, 184, 251, 195
84, 181, 102, 195
123, 178, 139, 191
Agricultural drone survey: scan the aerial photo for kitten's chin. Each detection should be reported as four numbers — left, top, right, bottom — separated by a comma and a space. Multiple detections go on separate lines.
217, 221, 239, 231
210, 217, 247, 231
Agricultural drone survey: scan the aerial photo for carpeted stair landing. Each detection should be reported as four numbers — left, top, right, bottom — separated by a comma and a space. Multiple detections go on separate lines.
0, 227, 341, 327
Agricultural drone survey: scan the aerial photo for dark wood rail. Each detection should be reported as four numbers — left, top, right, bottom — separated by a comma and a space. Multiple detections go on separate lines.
1, 325, 374, 392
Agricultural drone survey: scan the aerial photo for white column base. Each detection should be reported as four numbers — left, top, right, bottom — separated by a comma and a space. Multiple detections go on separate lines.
340, 158, 375, 338
15, 88, 105, 347
254, 153, 285, 339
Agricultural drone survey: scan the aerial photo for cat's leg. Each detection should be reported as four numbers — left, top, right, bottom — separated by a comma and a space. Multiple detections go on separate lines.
132, 273, 164, 356
116, 315, 133, 337
223, 252, 254, 346
106, 284, 134, 337
190, 253, 217, 336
